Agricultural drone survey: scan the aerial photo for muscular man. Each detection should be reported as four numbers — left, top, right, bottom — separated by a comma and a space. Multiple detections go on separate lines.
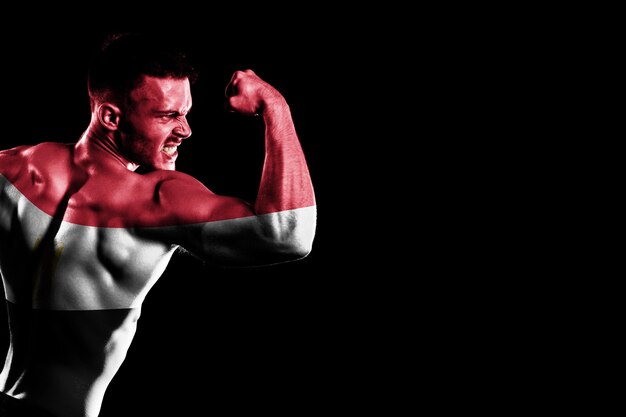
0, 33, 316, 417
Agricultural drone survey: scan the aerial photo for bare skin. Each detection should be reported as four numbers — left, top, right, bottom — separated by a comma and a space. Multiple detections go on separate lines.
0, 70, 316, 417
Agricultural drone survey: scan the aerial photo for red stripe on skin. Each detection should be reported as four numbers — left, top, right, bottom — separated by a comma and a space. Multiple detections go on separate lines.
1, 143, 314, 228
3, 172, 253, 228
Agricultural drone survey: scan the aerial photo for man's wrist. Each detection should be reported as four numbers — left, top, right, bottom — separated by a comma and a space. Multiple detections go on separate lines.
261, 96, 289, 118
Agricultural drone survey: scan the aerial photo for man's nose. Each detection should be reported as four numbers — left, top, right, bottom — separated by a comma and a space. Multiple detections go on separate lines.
173, 116, 192, 139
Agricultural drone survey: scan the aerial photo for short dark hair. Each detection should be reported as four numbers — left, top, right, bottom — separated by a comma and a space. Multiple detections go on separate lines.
88, 32, 197, 109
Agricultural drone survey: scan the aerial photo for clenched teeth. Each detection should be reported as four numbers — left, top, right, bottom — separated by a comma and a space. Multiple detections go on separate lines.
162, 146, 177, 156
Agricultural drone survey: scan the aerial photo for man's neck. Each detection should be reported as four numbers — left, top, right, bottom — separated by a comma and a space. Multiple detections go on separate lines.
75, 125, 139, 172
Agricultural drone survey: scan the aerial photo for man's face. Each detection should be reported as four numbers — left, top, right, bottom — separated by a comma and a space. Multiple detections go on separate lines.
119, 75, 193, 171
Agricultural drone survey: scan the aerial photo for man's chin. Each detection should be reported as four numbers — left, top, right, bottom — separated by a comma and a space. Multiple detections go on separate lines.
160, 151, 178, 171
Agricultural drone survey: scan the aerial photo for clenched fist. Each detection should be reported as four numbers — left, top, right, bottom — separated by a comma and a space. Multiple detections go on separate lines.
225, 69, 285, 116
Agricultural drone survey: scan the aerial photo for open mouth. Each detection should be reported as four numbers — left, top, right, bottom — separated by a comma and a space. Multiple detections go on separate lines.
162, 145, 178, 156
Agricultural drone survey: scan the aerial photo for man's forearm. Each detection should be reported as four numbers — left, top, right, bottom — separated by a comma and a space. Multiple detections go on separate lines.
255, 100, 315, 215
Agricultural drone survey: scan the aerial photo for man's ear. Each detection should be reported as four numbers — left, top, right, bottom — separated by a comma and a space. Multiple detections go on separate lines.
97, 103, 122, 131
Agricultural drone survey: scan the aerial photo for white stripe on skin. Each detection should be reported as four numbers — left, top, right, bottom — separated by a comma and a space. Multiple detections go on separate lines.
1, 175, 316, 310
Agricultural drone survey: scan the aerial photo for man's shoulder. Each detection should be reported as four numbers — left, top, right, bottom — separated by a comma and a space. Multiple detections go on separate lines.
0, 141, 72, 165
138, 169, 250, 225
1, 141, 71, 155
1, 142, 71, 179
26, 142, 73, 161
142, 169, 215, 210
0, 143, 30, 167
143, 170, 210, 191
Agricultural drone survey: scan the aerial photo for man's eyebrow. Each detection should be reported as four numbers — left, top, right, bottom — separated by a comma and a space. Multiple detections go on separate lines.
154, 108, 192, 115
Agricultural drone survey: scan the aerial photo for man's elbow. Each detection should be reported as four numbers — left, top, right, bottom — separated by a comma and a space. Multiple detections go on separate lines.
290, 210, 316, 259
286, 235, 314, 260
274, 224, 315, 262
263, 206, 316, 262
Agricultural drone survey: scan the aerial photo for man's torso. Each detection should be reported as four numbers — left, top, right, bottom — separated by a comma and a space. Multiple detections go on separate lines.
0, 142, 182, 416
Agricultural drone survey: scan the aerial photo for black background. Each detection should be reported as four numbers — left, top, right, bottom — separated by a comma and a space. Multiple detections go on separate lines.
0, 22, 366, 415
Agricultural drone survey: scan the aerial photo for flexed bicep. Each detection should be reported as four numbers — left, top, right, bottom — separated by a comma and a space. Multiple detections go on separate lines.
164, 194, 315, 267
141, 172, 315, 267
194, 205, 316, 267
138, 68, 318, 267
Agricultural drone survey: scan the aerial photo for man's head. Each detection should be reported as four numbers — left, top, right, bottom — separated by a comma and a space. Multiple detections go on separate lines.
88, 33, 198, 171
